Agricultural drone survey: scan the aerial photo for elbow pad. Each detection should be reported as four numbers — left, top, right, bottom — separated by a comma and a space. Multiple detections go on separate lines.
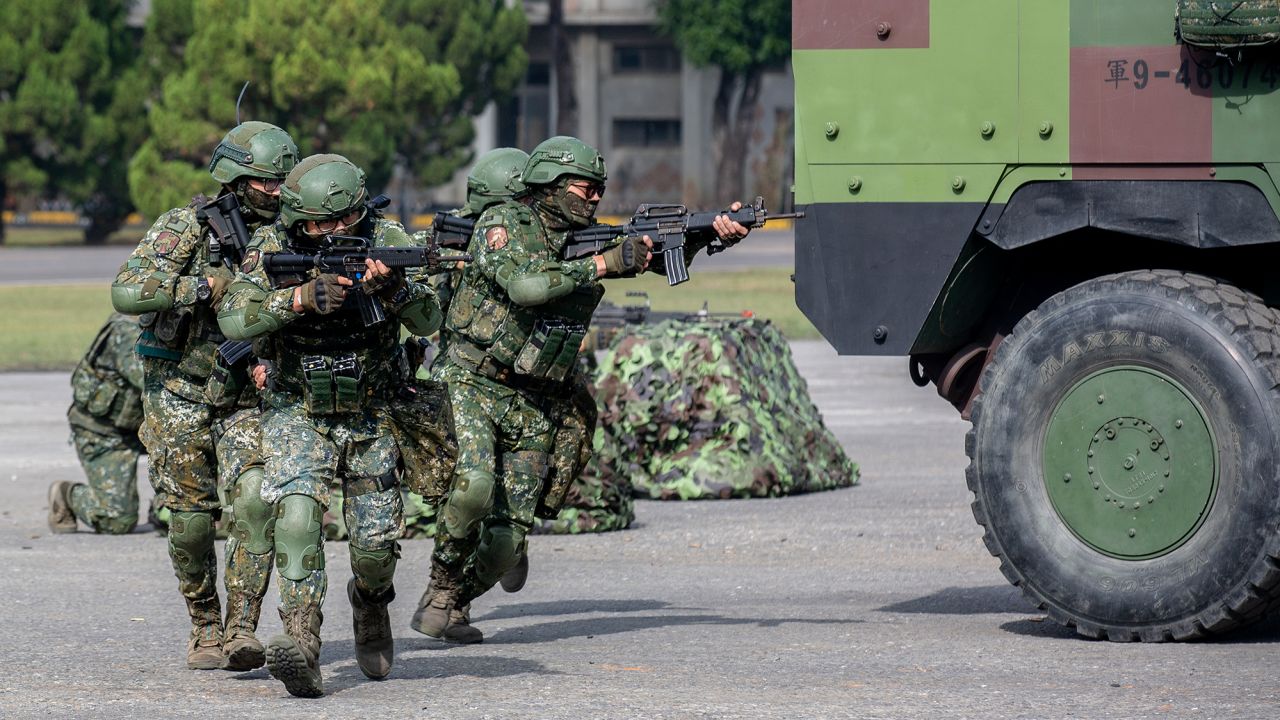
398, 297, 442, 336
111, 274, 175, 314
504, 271, 575, 306
217, 283, 285, 340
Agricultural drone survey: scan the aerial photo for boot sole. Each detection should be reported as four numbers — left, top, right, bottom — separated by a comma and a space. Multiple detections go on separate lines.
265, 635, 323, 698
46, 482, 77, 534
223, 640, 266, 671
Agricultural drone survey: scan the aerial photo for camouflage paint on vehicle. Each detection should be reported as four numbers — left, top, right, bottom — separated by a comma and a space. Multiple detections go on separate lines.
793, 0, 1280, 357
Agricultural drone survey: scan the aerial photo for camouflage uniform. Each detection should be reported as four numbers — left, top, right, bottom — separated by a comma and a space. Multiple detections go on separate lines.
219, 153, 442, 697
59, 314, 146, 534
111, 121, 297, 671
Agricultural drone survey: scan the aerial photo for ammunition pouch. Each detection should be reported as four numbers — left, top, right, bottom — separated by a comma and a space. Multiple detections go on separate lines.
300, 352, 365, 415
513, 318, 586, 383
135, 311, 184, 361
71, 361, 143, 431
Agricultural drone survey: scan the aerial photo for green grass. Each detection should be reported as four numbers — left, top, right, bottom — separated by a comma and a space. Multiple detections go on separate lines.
0, 284, 115, 370
1, 227, 141, 246
0, 269, 815, 371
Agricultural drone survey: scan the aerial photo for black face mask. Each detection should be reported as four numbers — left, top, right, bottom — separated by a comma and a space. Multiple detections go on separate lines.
236, 181, 281, 221
534, 179, 599, 231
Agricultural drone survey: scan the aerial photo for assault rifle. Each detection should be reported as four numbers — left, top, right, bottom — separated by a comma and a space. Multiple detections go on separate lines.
262, 236, 473, 327
422, 196, 801, 285
197, 193, 253, 268
567, 196, 804, 285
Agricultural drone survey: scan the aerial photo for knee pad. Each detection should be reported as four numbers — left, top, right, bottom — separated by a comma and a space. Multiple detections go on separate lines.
95, 515, 138, 536
475, 522, 526, 588
442, 469, 495, 539
230, 467, 275, 555
167, 511, 216, 576
349, 542, 400, 596
274, 494, 324, 582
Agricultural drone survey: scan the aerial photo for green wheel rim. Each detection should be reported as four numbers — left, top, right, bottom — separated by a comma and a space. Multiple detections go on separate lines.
1042, 365, 1218, 560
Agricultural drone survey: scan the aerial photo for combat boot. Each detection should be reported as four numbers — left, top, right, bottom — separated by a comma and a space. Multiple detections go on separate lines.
222, 590, 265, 671
348, 578, 394, 680
266, 605, 324, 698
46, 481, 80, 534
499, 550, 529, 593
185, 595, 225, 670
442, 603, 484, 644
410, 574, 483, 644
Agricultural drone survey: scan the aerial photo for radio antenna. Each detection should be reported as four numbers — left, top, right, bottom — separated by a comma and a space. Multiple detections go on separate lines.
235, 81, 250, 124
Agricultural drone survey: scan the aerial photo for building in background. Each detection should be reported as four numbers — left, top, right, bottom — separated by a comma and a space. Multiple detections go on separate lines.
435, 0, 794, 214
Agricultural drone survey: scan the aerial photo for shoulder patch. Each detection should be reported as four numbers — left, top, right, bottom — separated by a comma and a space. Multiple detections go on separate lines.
486, 226, 509, 251
240, 249, 261, 273
155, 231, 181, 255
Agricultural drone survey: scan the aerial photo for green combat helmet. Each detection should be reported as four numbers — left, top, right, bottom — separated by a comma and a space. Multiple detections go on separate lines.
461, 147, 530, 217
521, 136, 607, 229
279, 154, 368, 230
208, 121, 298, 220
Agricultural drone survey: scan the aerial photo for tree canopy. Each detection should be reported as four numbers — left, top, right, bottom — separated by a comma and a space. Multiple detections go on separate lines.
129, 0, 528, 218
657, 0, 790, 200
0, 0, 143, 243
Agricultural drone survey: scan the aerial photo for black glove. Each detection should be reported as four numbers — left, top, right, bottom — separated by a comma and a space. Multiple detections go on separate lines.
298, 274, 348, 314
599, 235, 649, 278
361, 267, 405, 301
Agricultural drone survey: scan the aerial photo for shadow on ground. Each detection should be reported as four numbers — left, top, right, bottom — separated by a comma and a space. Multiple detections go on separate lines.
877, 585, 1030, 616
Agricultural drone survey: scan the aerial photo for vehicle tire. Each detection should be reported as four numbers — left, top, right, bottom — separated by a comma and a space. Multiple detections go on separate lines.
967, 270, 1280, 641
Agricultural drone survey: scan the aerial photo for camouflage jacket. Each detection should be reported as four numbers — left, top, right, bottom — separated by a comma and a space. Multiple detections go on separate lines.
217, 218, 441, 414
441, 199, 606, 385
69, 313, 144, 431
111, 199, 264, 392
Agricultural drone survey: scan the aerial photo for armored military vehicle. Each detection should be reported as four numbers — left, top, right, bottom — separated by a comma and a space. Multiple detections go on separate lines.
792, 0, 1280, 640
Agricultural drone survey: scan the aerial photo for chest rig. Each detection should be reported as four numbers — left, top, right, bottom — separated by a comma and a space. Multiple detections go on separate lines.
445, 205, 603, 385
267, 238, 405, 415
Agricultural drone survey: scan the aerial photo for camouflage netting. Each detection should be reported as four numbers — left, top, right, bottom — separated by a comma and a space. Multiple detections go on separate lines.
1177, 1, 1280, 48
592, 318, 859, 500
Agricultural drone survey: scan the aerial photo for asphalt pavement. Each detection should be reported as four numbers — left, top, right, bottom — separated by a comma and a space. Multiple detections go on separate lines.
1, 344, 1277, 719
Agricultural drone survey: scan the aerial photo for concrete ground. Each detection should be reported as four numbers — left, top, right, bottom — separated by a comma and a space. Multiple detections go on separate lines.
0, 343, 1277, 718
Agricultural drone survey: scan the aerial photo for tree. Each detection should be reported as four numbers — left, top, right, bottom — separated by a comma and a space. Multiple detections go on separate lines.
129, 0, 528, 218
656, 0, 790, 201
0, 0, 143, 244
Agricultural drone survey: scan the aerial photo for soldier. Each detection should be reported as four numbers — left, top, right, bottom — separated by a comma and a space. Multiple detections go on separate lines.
218, 154, 442, 697
412, 136, 750, 642
111, 121, 298, 670
48, 313, 147, 535
404, 147, 533, 641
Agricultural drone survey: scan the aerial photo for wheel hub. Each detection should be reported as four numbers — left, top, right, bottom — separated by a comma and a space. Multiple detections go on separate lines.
1043, 366, 1217, 559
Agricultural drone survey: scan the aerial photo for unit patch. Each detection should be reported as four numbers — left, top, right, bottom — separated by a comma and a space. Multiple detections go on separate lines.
486, 226, 509, 251
155, 231, 181, 255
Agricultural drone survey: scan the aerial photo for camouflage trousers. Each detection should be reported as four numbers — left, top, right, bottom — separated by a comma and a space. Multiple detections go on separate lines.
432, 363, 555, 603
139, 359, 226, 602
212, 407, 273, 622
260, 401, 404, 611
67, 406, 146, 534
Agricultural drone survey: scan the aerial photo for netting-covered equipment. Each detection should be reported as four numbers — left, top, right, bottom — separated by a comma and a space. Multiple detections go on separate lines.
1176, 1, 1280, 48
592, 318, 859, 500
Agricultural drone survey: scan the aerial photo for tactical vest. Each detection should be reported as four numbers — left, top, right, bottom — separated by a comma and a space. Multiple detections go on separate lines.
134, 205, 227, 380
266, 231, 409, 415
71, 317, 144, 431
445, 205, 604, 384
